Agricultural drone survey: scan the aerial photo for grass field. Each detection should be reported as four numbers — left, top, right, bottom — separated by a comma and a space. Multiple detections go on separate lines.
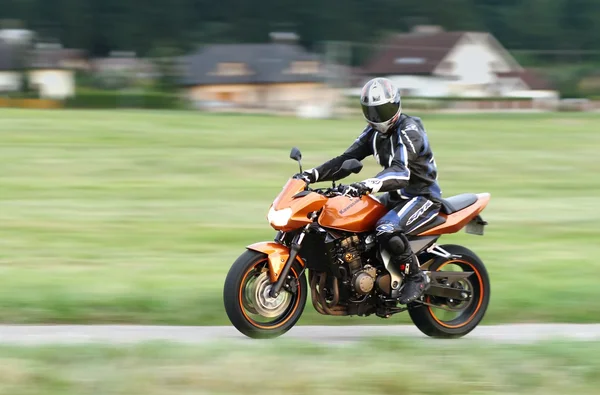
0, 109, 599, 325
0, 339, 598, 394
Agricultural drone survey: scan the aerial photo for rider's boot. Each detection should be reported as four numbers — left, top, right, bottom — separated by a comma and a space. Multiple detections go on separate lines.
393, 242, 430, 305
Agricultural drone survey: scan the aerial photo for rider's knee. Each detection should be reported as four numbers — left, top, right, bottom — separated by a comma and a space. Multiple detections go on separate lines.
375, 222, 407, 255
387, 234, 407, 255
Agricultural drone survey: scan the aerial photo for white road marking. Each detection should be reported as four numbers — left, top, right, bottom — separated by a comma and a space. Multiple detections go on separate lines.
0, 325, 598, 345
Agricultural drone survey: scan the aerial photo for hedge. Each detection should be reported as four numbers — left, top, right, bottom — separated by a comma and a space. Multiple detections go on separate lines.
347, 95, 535, 102
65, 90, 183, 109
408, 96, 534, 102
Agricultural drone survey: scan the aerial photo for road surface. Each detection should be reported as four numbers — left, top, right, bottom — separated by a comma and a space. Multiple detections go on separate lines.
0, 324, 599, 345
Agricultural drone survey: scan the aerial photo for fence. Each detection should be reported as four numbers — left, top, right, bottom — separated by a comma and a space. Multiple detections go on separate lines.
0, 97, 62, 108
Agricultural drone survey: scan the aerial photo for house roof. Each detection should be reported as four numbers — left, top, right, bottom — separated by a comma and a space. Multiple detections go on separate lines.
30, 48, 87, 69
0, 43, 88, 71
0, 42, 17, 71
496, 69, 553, 90
180, 43, 322, 86
90, 57, 156, 74
361, 31, 465, 75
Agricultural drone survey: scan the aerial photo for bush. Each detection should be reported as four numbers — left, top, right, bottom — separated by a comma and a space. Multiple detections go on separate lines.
346, 95, 534, 102
535, 63, 600, 98
556, 99, 589, 112
7, 91, 40, 99
65, 89, 184, 109
405, 96, 534, 102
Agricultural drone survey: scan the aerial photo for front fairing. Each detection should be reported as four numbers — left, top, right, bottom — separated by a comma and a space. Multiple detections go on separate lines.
273, 179, 306, 210
268, 179, 327, 232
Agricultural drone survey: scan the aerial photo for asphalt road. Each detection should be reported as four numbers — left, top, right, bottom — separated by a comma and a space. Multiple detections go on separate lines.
0, 324, 599, 345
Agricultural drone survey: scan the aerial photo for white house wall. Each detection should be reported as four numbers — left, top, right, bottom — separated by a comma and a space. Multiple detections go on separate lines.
386, 75, 452, 97
508, 90, 559, 99
29, 70, 75, 99
436, 33, 517, 93
0, 72, 21, 92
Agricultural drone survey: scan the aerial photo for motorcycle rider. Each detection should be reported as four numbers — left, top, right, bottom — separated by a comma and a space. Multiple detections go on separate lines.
295, 77, 442, 304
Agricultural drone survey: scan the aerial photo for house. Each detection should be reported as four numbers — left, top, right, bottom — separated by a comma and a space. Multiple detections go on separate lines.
356, 25, 556, 98
28, 45, 76, 99
180, 33, 331, 111
494, 69, 556, 98
38, 47, 89, 71
0, 29, 34, 45
90, 52, 157, 79
0, 42, 78, 99
0, 42, 20, 92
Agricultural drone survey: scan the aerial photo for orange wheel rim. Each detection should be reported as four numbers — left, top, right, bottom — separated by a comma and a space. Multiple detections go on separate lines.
427, 259, 485, 329
238, 260, 301, 330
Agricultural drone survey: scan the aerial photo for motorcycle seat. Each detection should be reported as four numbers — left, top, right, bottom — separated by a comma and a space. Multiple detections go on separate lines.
440, 193, 479, 215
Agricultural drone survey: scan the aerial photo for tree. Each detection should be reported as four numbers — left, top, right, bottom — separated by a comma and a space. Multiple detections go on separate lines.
1, 0, 598, 57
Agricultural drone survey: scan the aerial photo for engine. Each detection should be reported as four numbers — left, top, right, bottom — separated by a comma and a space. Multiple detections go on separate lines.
309, 233, 390, 317
337, 235, 378, 296
352, 265, 377, 295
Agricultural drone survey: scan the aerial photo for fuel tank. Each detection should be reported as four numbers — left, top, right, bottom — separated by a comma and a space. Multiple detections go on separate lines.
318, 195, 387, 232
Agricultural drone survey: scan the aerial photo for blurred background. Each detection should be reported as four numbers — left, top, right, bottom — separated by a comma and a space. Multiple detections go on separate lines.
0, 1, 600, 394
1, 0, 600, 112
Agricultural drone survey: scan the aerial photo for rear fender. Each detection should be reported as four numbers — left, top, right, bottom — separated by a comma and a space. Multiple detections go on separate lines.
419, 193, 491, 236
247, 242, 305, 283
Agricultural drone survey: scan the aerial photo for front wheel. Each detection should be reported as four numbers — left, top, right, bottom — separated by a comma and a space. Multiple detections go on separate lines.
223, 249, 307, 339
409, 244, 491, 338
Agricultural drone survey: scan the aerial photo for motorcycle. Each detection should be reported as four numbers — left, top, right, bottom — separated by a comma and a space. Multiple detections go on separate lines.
224, 147, 491, 339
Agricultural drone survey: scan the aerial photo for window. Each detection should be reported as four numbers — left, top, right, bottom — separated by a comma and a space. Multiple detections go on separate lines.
284, 61, 320, 74
394, 57, 425, 64
210, 63, 252, 76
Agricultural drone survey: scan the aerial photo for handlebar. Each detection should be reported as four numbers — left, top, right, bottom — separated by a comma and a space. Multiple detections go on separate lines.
308, 185, 345, 198
307, 184, 371, 199
292, 177, 368, 198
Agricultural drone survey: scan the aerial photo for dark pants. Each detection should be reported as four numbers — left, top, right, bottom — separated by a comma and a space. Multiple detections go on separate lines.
374, 194, 441, 274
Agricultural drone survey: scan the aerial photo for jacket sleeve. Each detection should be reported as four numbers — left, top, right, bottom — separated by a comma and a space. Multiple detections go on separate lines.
309, 127, 373, 182
363, 124, 424, 193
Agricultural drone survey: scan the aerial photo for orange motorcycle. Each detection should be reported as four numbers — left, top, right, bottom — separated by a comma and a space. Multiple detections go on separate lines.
224, 147, 491, 339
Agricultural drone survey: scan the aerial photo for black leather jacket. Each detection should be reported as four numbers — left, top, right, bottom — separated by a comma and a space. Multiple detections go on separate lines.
311, 114, 442, 200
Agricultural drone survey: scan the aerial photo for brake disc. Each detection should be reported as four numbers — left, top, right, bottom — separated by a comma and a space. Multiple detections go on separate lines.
252, 272, 292, 318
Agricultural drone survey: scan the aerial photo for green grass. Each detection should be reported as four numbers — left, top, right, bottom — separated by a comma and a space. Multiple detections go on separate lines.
0, 339, 598, 394
0, 109, 599, 324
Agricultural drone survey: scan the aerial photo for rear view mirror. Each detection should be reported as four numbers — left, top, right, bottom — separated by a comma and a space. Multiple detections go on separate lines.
290, 147, 303, 172
290, 147, 302, 162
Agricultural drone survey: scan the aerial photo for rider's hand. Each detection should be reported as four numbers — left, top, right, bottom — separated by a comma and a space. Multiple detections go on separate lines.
341, 182, 372, 197
293, 170, 317, 184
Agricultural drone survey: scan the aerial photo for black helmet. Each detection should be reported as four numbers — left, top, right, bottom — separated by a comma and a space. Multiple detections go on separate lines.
360, 78, 402, 134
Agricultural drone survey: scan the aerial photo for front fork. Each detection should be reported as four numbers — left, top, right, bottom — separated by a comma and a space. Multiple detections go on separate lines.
269, 229, 307, 298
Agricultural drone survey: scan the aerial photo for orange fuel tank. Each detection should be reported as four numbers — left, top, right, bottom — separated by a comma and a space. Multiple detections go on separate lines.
318, 195, 387, 233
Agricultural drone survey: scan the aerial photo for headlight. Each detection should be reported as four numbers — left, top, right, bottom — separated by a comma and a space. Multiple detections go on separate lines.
267, 207, 293, 227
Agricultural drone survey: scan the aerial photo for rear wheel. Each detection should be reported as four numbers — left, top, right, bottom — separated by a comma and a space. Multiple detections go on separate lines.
223, 250, 307, 339
409, 245, 490, 338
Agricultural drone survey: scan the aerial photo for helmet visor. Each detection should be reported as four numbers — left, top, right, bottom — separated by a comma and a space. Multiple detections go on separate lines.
361, 101, 399, 124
